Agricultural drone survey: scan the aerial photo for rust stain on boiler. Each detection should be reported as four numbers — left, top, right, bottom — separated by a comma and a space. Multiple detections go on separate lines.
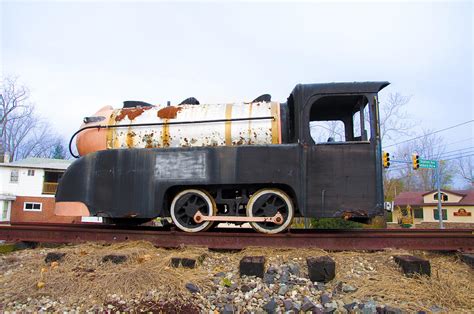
162, 119, 171, 147
270, 102, 279, 144
157, 106, 182, 119
143, 133, 154, 148
106, 111, 116, 149
225, 104, 232, 146
248, 103, 253, 144
126, 131, 136, 148
115, 106, 151, 122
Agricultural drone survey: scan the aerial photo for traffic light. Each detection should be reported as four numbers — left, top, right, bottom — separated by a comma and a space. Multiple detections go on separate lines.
382, 151, 390, 168
412, 154, 419, 170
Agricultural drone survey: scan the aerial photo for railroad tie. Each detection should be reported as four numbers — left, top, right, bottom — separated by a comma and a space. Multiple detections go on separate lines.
393, 255, 430, 277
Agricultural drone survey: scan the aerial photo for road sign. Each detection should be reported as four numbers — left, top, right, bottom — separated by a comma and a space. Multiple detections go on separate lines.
419, 159, 437, 169
384, 201, 394, 212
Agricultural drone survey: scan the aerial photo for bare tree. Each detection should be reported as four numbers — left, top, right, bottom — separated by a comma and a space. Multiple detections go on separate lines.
379, 93, 414, 143
0, 76, 30, 126
456, 153, 473, 189
1, 76, 64, 161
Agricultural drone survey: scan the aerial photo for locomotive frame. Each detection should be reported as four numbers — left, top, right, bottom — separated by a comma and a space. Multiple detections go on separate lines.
56, 82, 389, 233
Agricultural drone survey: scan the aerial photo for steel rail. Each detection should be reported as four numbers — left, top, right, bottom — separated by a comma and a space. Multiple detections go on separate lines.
0, 223, 472, 251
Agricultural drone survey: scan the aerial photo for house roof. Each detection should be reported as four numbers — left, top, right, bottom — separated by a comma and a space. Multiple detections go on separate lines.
0, 157, 73, 171
394, 189, 474, 207
421, 189, 466, 197
394, 192, 424, 206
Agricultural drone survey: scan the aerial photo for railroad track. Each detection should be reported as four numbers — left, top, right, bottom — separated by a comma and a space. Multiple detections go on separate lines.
0, 223, 472, 251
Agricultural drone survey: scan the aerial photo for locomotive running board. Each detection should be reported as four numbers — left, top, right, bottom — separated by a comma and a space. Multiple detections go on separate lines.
193, 211, 284, 225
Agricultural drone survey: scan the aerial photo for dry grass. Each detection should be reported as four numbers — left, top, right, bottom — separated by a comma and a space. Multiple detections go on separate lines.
0, 242, 472, 311
0, 241, 210, 306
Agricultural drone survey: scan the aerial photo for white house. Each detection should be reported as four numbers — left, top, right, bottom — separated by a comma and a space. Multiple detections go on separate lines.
0, 156, 73, 223
0, 156, 100, 224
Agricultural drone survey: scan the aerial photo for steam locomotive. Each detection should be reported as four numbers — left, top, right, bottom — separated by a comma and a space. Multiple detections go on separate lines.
55, 82, 389, 233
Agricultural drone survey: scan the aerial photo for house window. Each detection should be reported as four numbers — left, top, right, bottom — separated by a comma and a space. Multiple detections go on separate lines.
414, 208, 424, 219
10, 170, 19, 183
24, 202, 42, 212
27, 169, 35, 176
433, 209, 447, 220
2, 201, 8, 219
42, 171, 64, 195
434, 193, 448, 201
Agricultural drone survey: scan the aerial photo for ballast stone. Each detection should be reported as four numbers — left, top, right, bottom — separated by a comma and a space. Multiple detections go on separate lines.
185, 283, 200, 294
393, 255, 430, 277
239, 256, 265, 278
102, 254, 127, 264
44, 252, 66, 264
306, 256, 336, 283
262, 298, 277, 312
460, 254, 474, 268
171, 257, 196, 268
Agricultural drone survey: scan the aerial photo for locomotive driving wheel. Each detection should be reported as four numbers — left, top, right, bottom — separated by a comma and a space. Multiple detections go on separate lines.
170, 189, 216, 232
246, 188, 294, 234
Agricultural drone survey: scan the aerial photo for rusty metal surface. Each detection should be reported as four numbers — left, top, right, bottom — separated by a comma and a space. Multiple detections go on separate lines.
83, 102, 282, 152
194, 211, 284, 224
0, 223, 472, 251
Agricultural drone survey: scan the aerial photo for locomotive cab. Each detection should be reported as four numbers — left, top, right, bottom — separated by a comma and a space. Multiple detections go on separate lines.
302, 93, 384, 221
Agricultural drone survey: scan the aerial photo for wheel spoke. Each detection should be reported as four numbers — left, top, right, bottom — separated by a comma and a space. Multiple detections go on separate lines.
270, 196, 277, 206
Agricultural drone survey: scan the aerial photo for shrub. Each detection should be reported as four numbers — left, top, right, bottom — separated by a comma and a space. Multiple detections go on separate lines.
310, 218, 364, 229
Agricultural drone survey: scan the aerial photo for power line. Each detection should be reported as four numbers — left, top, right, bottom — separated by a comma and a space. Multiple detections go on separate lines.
440, 146, 474, 155
388, 145, 473, 160
437, 150, 474, 160
425, 147, 474, 160
423, 146, 474, 160
383, 120, 474, 148
434, 137, 473, 149
441, 153, 474, 162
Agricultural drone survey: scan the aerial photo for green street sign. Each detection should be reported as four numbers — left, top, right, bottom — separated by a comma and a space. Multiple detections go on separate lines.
419, 159, 438, 169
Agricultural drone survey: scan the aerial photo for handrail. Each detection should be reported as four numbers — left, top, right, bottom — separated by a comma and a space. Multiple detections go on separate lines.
69, 116, 275, 158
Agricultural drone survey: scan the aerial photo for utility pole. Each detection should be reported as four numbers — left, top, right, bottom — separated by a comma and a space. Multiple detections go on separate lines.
436, 161, 444, 229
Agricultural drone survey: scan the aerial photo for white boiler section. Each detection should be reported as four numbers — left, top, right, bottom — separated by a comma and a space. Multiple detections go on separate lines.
76, 101, 282, 156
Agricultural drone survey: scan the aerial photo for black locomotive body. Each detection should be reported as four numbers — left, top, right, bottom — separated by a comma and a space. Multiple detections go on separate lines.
56, 82, 389, 233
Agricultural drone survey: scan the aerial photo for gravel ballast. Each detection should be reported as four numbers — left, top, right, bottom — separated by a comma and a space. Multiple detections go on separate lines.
0, 241, 473, 312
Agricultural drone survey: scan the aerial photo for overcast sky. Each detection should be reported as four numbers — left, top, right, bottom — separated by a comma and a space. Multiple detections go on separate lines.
1, 1, 472, 159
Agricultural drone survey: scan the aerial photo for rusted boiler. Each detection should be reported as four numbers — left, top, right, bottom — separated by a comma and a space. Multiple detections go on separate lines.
57, 82, 389, 234
76, 100, 286, 156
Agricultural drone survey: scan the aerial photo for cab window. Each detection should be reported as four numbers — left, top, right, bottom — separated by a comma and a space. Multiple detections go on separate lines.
308, 95, 370, 144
